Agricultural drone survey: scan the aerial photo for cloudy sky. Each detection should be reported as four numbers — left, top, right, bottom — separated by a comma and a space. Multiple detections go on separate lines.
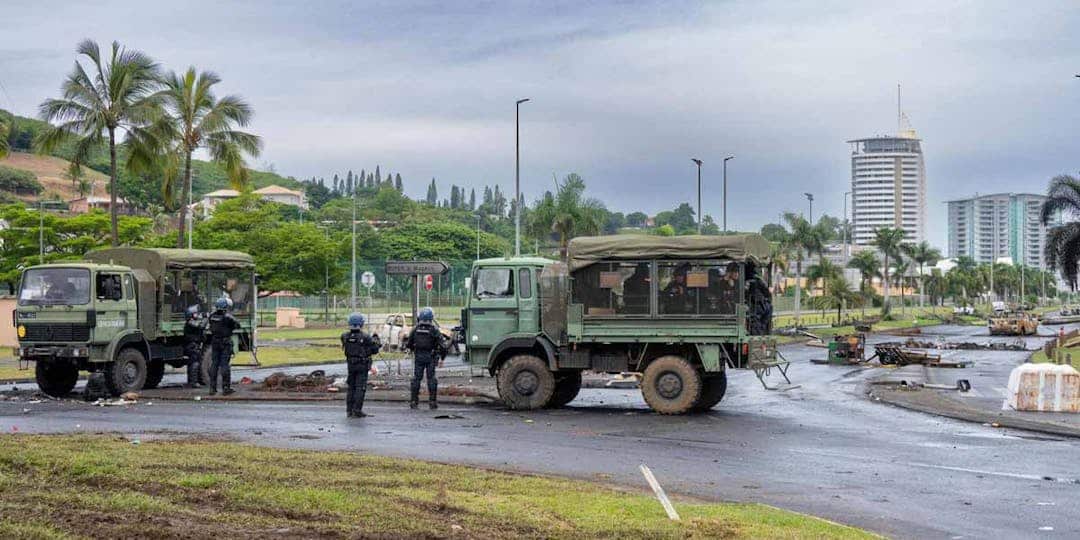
1, 1, 1077, 247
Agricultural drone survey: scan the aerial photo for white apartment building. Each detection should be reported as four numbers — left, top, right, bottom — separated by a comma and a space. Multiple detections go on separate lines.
946, 193, 1060, 269
849, 129, 927, 246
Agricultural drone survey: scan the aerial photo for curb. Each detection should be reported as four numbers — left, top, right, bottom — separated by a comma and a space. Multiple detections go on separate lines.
864, 383, 1080, 439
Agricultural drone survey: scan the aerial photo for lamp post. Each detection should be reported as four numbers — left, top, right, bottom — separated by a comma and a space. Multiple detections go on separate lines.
350, 189, 357, 310
804, 192, 814, 223
691, 158, 703, 234
515, 98, 529, 256
843, 191, 851, 260
723, 156, 734, 233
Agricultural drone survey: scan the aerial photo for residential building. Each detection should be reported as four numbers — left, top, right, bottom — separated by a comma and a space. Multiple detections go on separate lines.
946, 193, 1060, 269
195, 185, 308, 217
848, 128, 927, 246
68, 195, 134, 215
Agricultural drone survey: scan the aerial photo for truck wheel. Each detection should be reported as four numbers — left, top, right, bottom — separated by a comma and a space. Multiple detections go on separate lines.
35, 362, 79, 397
143, 361, 165, 389
693, 372, 728, 412
547, 371, 582, 408
104, 347, 147, 397
641, 355, 702, 415
497, 354, 555, 410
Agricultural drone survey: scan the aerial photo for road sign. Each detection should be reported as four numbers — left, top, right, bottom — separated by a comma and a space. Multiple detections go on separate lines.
361, 271, 376, 289
385, 260, 449, 276
424, 274, 433, 291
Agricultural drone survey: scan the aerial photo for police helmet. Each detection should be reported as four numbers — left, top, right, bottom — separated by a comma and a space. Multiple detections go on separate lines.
348, 312, 365, 328
185, 305, 200, 319
418, 307, 434, 322
214, 297, 230, 310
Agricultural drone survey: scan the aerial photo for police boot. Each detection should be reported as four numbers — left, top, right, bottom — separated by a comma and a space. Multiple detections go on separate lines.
429, 389, 438, 410
208, 386, 217, 396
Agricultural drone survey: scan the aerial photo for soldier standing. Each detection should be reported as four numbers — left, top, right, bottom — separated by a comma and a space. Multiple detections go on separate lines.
207, 297, 239, 396
405, 307, 447, 410
341, 313, 381, 418
183, 305, 205, 388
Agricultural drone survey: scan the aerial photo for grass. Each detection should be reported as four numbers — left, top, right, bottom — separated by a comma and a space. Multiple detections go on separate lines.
1029, 347, 1080, 370
0, 434, 874, 539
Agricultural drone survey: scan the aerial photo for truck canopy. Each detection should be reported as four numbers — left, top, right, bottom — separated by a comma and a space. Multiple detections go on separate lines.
567, 234, 771, 272
85, 248, 254, 275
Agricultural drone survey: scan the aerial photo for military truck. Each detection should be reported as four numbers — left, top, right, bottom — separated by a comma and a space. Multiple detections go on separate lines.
15, 248, 256, 397
988, 310, 1039, 336
461, 234, 777, 414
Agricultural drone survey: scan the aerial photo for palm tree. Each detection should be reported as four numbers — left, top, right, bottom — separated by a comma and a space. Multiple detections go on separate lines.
36, 40, 161, 246
807, 258, 842, 293
528, 173, 604, 257
782, 212, 826, 327
902, 241, 942, 309
0, 116, 9, 159
811, 277, 863, 324
1041, 175, 1080, 290
153, 67, 262, 248
892, 258, 910, 314
872, 227, 907, 313
847, 250, 881, 317
769, 242, 790, 296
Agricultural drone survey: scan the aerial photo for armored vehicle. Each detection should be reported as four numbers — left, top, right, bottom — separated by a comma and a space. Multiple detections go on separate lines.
15, 248, 256, 397
988, 310, 1039, 336
461, 234, 777, 414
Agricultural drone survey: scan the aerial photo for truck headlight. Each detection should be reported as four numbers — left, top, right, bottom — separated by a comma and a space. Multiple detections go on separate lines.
17, 325, 25, 338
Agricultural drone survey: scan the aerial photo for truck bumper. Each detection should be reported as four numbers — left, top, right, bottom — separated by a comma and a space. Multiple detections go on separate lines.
17, 345, 91, 360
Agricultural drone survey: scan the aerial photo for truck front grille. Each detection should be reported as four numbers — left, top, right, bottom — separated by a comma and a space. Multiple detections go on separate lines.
21, 324, 91, 342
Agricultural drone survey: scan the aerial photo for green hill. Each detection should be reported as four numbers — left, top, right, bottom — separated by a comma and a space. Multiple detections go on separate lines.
0, 109, 299, 205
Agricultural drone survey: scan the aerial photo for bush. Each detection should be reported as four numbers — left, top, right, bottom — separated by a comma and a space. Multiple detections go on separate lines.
0, 165, 43, 195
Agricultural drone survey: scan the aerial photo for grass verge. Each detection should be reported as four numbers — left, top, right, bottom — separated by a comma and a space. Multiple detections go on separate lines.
0, 434, 874, 539
1029, 347, 1080, 370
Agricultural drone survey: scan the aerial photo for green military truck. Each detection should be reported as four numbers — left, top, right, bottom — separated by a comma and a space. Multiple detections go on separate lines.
461, 234, 780, 415
15, 248, 257, 397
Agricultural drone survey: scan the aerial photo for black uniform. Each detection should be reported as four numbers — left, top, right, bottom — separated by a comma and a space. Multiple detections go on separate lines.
746, 276, 772, 336
207, 309, 240, 393
183, 314, 206, 387
341, 329, 381, 417
406, 322, 447, 407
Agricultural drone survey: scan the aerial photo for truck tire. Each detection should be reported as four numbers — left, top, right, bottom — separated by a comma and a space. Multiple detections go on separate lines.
693, 372, 728, 412
497, 354, 555, 410
35, 362, 79, 397
547, 371, 582, 408
143, 361, 165, 389
641, 355, 702, 415
104, 347, 147, 397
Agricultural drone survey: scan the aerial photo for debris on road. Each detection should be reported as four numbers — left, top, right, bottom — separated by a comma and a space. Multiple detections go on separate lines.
870, 345, 973, 368
880, 338, 1030, 351
434, 414, 466, 419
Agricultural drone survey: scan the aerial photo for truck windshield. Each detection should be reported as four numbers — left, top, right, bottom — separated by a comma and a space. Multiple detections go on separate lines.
18, 268, 91, 306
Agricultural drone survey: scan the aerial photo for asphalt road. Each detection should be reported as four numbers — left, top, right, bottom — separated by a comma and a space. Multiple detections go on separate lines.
3, 324, 1079, 539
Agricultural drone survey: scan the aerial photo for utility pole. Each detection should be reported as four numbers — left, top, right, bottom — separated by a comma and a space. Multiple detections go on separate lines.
350, 189, 357, 310
515, 98, 529, 256
38, 200, 44, 264
843, 191, 851, 260
723, 156, 734, 233
691, 158, 703, 234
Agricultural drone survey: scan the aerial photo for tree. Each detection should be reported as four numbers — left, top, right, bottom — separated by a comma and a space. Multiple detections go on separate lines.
807, 257, 842, 294
468, 188, 476, 210
654, 203, 696, 234
872, 227, 907, 312
528, 173, 604, 257
304, 180, 333, 209
394, 173, 403, 192
759, 222, 787, 243
375, 165, 381, 185
426, 178, 438, 205
782, 212, 827, 326
847, 250, 881, 317
0, 115, 8, 159
892, 258, 910, 313
153, 67, 261, 248
811, 277, 862, 324
626, 211, 648, 228
450, 185, 461, 209
902, 240, 941, 308
345, 170, 353, 193
37, 40, 162, 246
1041, 175, 1080, 290
366, 173, 374, 189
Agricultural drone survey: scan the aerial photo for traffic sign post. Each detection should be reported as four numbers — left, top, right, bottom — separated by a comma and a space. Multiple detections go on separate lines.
384, 261, 448, 322
361, 271, 376, 289
424, 274, 433, 291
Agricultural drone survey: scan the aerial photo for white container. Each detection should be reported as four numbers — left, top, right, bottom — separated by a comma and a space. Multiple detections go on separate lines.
1005, 364, 1080, 413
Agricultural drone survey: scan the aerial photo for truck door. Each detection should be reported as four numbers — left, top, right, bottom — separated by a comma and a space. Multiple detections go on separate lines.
467, 267, 519, 356
94, 271, 133, 341
517, 267, 538, 333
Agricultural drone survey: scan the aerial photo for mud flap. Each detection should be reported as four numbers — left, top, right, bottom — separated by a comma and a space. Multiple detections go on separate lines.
695, 343, 721, 373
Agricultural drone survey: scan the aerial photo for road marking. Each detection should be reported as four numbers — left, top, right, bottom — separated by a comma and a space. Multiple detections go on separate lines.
911, 462, 1080, 485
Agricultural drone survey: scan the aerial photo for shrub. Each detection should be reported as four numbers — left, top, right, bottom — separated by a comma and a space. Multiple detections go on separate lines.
0, 165, 43, 195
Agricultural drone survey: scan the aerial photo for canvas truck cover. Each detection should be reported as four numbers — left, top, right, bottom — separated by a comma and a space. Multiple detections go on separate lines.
84, 248, 254, 276
567, 234, 771, 272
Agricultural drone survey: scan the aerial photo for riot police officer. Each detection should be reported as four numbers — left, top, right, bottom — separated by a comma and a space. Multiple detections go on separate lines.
207, 297, 240, 396
183, 305, 206, 388
405, 307, 447, 409
341, 313, 381, 418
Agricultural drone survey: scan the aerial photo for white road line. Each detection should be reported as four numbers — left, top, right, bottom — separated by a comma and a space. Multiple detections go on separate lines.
910, 462, 1080, 484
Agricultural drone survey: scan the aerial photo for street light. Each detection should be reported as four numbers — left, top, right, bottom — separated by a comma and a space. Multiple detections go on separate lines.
723, 156, 734, 233
843, 191, 851, 259
515, 97, 530, 256
691, 158, 703, 234
804, 192, 814, 223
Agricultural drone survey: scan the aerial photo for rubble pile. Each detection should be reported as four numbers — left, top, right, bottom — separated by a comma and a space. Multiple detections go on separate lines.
879, 338, 1030, 351
261, 370, 336, 393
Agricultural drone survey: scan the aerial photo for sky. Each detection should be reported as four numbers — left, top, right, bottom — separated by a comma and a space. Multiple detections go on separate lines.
1, 0, 1078, 249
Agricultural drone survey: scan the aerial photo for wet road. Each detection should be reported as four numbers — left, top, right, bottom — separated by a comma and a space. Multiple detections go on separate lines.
3, 324, 1079, 539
